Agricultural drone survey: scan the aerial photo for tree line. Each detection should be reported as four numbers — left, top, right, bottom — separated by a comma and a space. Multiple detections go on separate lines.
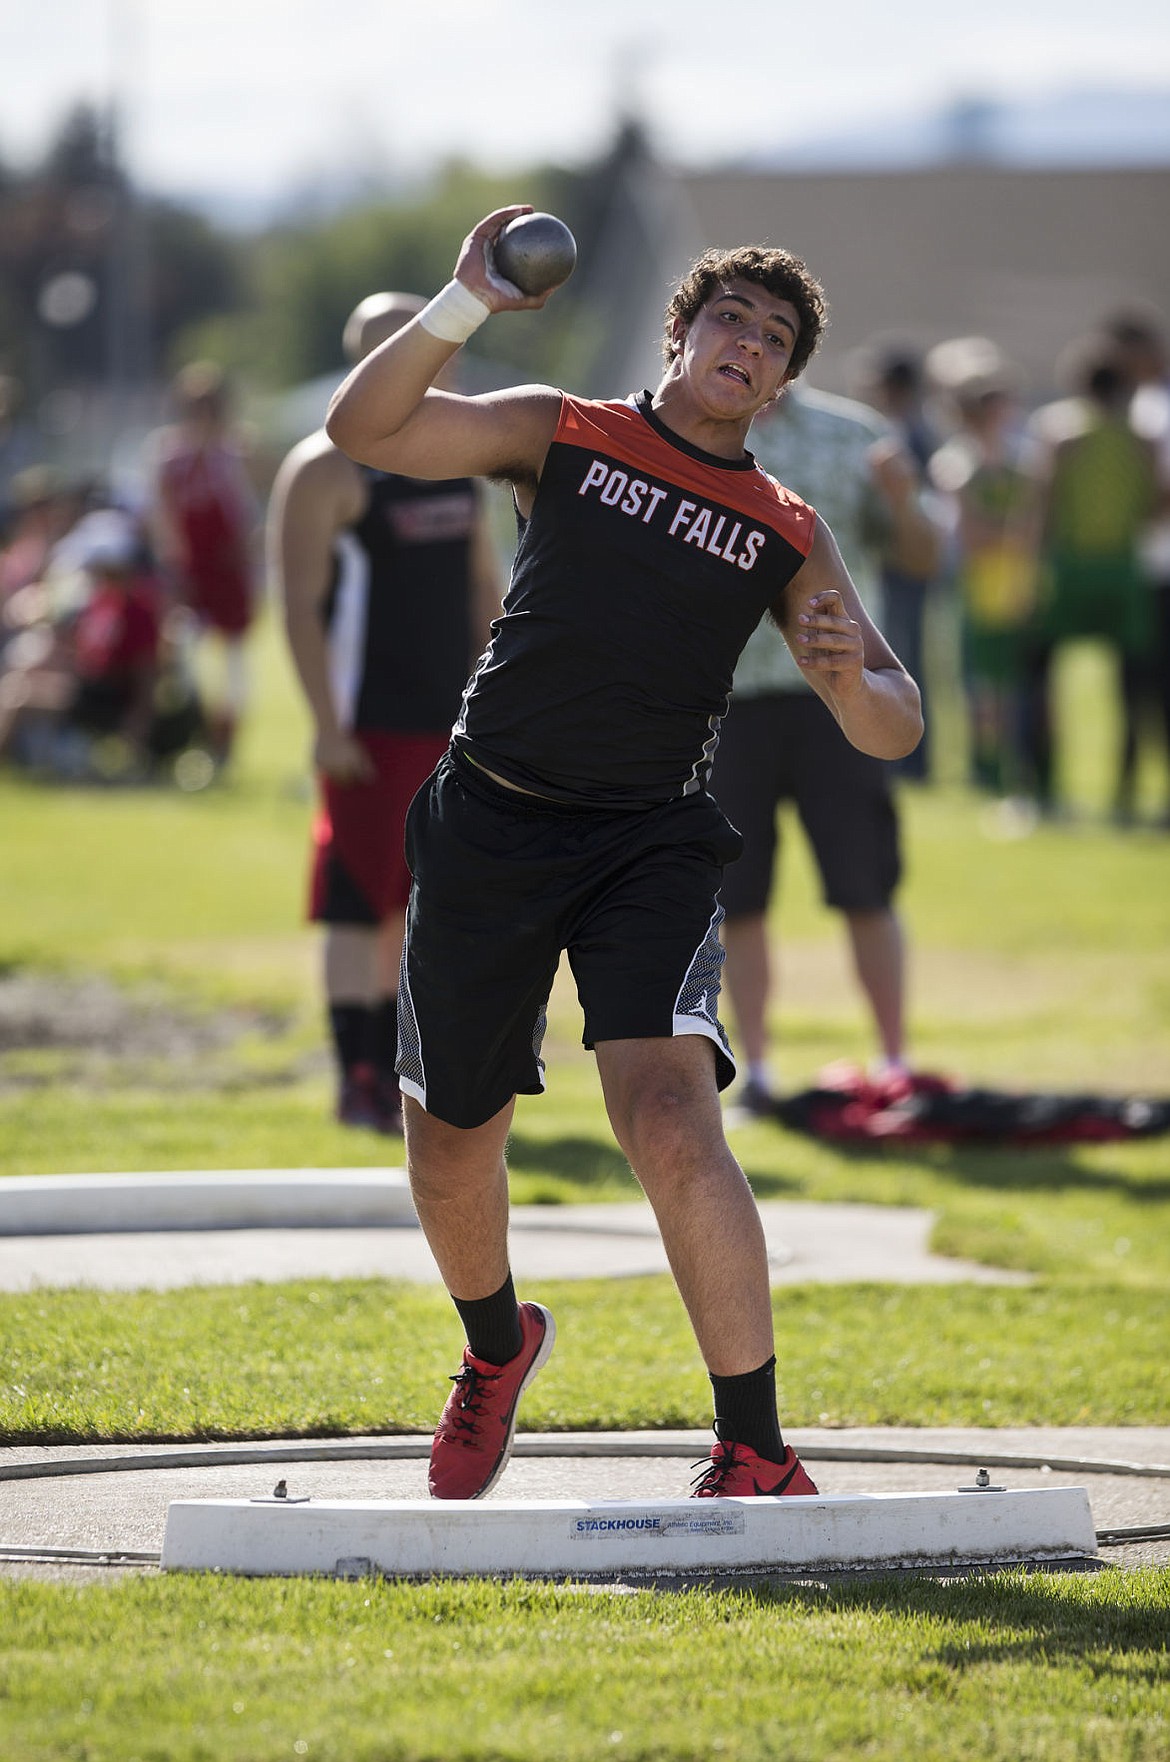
0, 104, 641, 425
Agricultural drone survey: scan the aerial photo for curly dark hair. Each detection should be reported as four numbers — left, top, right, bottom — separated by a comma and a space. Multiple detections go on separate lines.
663, 245, 828, 382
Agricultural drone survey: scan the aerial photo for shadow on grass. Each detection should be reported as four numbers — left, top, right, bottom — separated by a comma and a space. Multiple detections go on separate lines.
504, 1125, 1161, 1208
737, 1569, 1166, 1662
744, 1131, 1170, 1203
505, 1131, 637, 1191
926, 1144, 1170, 1203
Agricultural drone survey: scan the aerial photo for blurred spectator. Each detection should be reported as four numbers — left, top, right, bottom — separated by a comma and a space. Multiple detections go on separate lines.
1103, 305, 1170, 445
147, 362, 259, 769
61, 509, 162, 775
1028, 338, 1160, 822
928, 339, 1045, 806
1102, 307, 1170, 826
0, 470, 79, 762
852, 343, 943, 780
0, 504, 207, 783
0, 569, 75, 774
0, 468, 73, 628
712, 381, 934, 1114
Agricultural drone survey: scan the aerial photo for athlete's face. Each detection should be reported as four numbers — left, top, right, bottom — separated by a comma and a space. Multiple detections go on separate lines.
673, 279, 800, 417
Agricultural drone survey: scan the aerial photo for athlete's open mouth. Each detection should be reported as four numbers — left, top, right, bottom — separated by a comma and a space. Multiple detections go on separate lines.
718, 362, 752, 387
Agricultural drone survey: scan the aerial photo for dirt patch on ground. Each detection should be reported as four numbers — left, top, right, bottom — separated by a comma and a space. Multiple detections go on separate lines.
0, 972, 305, 1089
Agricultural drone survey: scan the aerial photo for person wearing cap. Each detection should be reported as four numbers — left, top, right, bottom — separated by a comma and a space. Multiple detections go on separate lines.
61, 509, 163, 774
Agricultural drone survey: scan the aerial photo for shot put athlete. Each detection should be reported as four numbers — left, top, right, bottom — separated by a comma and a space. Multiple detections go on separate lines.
326, 204, 923, 1502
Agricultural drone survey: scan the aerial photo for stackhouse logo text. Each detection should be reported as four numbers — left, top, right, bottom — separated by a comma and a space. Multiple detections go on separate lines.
574, 1516, 664, 1534
569, 1508, 746, 1540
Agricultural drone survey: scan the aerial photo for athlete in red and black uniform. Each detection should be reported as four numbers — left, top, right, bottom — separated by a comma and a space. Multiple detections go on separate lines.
271, 293, 502, 1135
452, 390, 815, 806
326, 209, 922, 1504
150, 363, 258, 767
420, 389, 816, 1113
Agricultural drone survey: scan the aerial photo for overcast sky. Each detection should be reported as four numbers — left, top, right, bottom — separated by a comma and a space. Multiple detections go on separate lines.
6, 0, 1170, 209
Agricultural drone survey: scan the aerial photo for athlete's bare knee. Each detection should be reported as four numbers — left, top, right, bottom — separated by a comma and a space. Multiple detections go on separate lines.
403, 1096, 510, 1189
618, 1082, 717, 1173
631, 1076, 690, 1127
599, 1040, 720, 1161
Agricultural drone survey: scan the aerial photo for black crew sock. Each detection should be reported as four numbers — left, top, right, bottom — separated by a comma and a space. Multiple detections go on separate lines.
709, 1356, 784, 1462
370, 995, 399, 1087
453, 1274, 523, 1367
329, 1002, 373, 1077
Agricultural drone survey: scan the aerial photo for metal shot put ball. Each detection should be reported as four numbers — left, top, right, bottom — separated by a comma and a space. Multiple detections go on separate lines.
491, 213, 578, 296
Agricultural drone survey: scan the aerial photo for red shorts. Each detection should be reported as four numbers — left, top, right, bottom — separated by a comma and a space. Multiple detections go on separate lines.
184, 568, 253, 637
309, 732, 449, 925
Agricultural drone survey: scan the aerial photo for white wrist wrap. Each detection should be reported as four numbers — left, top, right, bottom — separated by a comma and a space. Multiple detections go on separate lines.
418, 279, 492, 345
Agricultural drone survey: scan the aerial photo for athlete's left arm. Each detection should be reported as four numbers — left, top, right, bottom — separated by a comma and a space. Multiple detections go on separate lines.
774, 515, 923, 759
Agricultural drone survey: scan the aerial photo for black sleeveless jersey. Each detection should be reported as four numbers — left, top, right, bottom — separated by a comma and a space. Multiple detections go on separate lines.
453, 391, 815, 806
324, 469, 478, 733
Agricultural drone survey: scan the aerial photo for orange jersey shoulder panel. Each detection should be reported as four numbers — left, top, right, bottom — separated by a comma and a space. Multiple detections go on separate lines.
554, 395, 816, 558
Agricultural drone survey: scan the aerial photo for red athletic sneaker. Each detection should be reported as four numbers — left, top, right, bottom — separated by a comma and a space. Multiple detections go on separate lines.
429, 1301, 556, 1500
691, 1437, 819, 1498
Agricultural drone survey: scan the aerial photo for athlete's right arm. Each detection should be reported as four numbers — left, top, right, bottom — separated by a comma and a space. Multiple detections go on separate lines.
325, 207, 563, 484
268, 435, 374, 783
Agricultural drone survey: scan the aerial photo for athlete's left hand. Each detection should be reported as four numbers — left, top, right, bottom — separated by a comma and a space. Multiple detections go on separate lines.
794, 589, 866, 695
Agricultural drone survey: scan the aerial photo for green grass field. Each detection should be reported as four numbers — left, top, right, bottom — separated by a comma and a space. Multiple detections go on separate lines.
2, 1277, 1166, 1443
1, 612, 1168, 1761
2, 1570, 1167, 1762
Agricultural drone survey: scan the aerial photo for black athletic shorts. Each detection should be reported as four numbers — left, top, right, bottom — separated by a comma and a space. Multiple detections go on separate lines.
711, 691, 901, 917
396, 748, 743, 1129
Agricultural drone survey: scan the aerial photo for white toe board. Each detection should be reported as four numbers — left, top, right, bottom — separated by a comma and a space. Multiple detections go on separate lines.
0, 1169, 413, 1234
161, 1486, 1096, 1578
